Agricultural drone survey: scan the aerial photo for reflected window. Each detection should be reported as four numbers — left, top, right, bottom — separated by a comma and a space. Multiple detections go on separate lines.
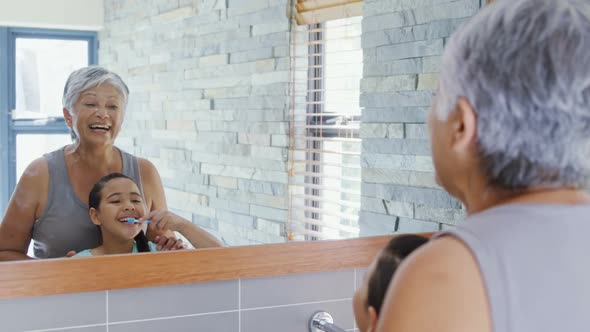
288, 17, 363, 240
15, 38, 88, 119
0, 28, 97, 215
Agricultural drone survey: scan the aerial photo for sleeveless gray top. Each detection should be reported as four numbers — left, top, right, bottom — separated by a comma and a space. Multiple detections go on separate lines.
438, 204, 590, 332
32, 147, 143, 258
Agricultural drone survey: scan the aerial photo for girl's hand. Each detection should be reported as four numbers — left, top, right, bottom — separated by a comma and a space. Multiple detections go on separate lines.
142, 209, 223, 250
142, 209, 189, 234
142, 209, 188, 250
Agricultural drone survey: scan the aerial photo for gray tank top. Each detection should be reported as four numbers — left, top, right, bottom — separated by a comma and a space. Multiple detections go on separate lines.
32, 147, 143, 258
438, 204, 590, 332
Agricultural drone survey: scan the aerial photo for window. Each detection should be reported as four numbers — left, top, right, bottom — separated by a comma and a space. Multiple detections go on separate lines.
288, 16, 363, 240
0, 28, 97, 215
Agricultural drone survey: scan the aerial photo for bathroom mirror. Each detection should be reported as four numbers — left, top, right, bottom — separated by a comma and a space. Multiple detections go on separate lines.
0, 0, 482, 261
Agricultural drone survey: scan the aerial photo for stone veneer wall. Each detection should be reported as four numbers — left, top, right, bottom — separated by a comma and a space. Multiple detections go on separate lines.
359, 0, 483, 236
100, 0, 485, 244
100, 0, 292, 245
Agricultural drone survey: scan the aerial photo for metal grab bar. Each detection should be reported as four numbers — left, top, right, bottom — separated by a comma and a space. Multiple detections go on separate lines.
309, 311, 347, 332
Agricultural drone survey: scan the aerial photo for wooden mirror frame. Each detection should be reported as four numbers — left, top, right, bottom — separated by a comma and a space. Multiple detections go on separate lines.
0, 234, 433, 299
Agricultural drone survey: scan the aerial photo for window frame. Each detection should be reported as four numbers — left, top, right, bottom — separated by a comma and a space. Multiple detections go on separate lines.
0, 27, 98, 216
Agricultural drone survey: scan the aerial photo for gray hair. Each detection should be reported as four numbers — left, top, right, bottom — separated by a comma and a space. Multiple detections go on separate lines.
435, 0, 590, 189
62, 65, 130, 113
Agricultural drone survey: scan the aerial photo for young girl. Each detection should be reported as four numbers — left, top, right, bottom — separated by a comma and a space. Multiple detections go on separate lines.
353, 234, 429, 332
75, 172, 222, 256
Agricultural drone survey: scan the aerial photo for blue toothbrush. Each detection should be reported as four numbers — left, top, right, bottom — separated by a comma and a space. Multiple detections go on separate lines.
125, 218, 151, 224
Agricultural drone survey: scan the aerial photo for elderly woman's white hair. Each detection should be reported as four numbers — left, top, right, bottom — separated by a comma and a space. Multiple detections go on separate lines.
62, 65, 129, 113
62, 66, 129, 140
435, 0, 590, 189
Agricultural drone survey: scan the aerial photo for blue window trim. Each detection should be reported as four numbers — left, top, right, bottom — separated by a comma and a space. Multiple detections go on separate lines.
0, 28, 10, 216
0, 27, 98, 216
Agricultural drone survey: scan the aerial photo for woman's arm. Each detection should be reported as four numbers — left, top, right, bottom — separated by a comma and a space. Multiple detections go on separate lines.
147, 209, 224, 248
174, 218, 223, 248
138, 158, 179, 248
137, 157, 169, 212
137, 158, 223, 248
0, 158, 49, 261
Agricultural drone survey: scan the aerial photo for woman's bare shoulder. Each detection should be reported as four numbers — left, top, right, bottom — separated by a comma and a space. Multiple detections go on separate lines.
136, 157, 166, 210
137, 157, 160, 185
19, 157, 49, 187
5, 157, 50, 222
376, 236, 491, 332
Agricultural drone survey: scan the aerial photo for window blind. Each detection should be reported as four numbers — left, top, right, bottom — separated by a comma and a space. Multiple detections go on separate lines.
287, 14, 363, 241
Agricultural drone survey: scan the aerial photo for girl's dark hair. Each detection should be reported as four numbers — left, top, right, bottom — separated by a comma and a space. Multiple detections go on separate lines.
88, 172, 151, 252
367, 234, 429, 314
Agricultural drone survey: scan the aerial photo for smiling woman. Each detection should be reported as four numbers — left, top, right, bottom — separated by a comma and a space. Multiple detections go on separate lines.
62, 67, 127, 142
0, 66, 223, 261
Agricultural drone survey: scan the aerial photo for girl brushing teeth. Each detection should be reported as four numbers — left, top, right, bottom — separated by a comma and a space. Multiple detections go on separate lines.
75, 173, 222, 256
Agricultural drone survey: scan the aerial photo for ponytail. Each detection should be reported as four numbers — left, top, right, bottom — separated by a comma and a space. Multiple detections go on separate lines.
134, 230, 151, 252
